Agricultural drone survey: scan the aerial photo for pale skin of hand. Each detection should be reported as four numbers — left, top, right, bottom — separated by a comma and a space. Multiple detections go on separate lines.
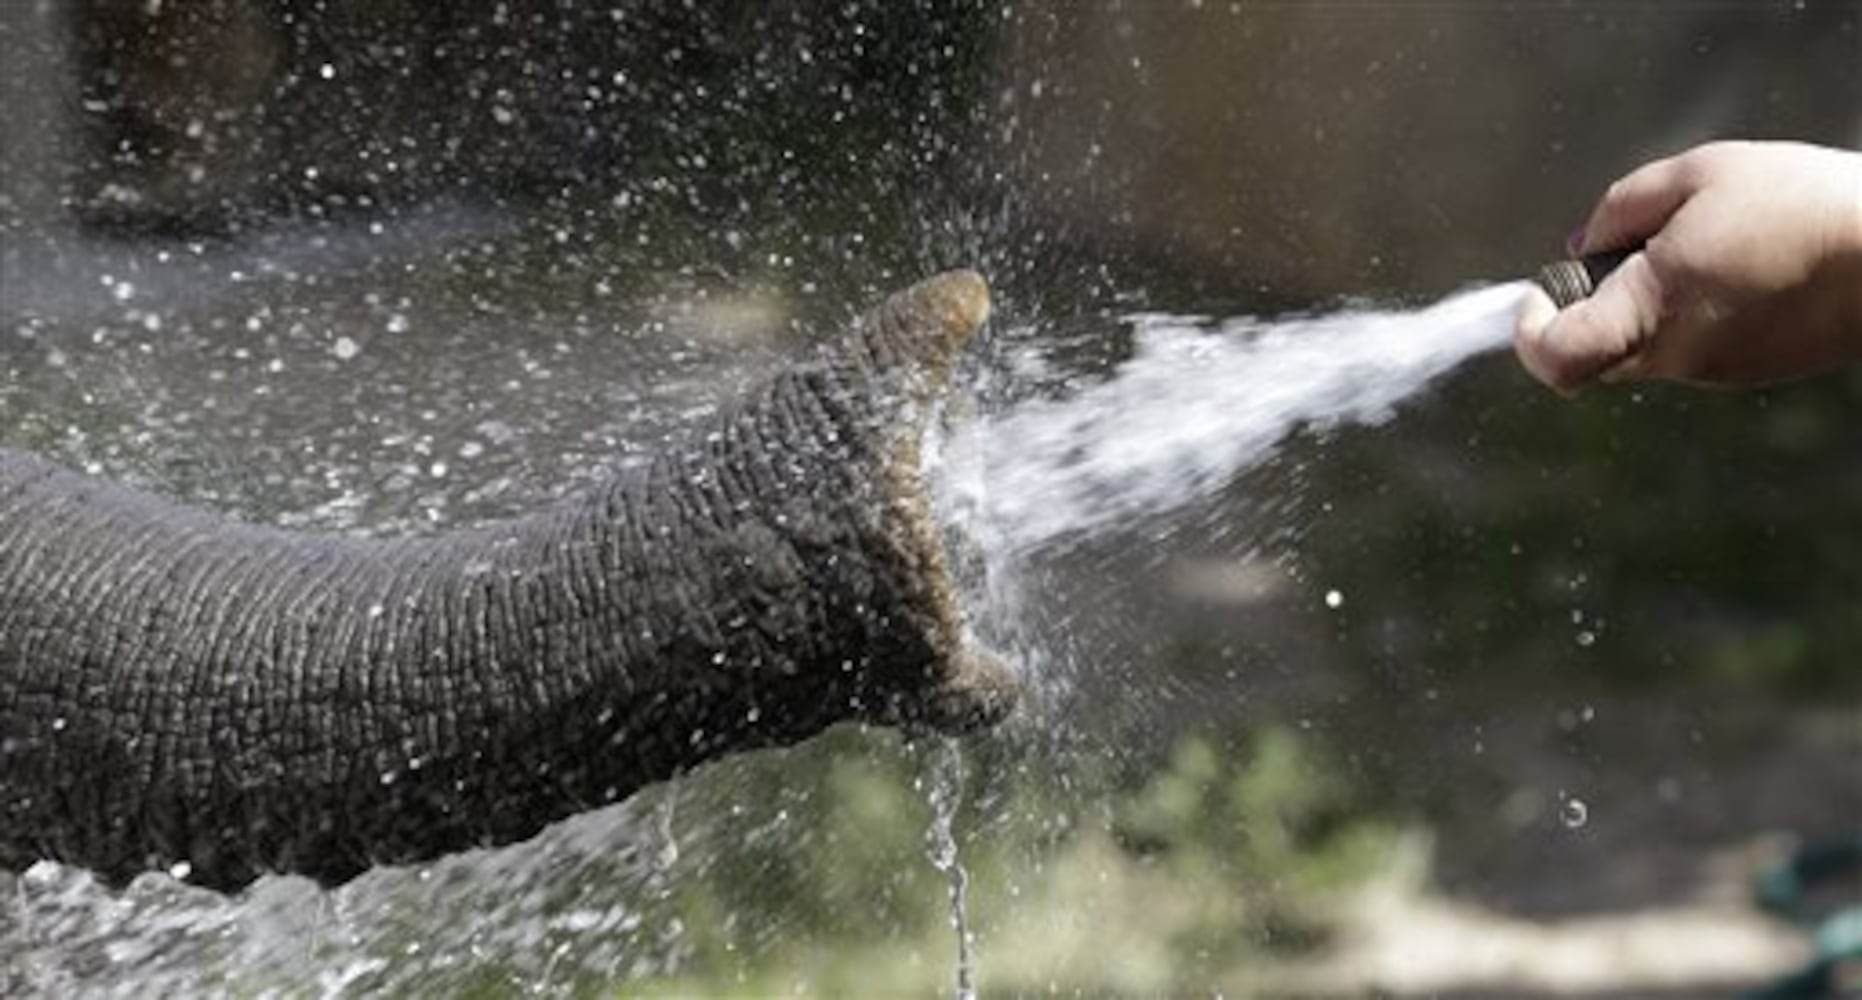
1515, 141, 1862, 392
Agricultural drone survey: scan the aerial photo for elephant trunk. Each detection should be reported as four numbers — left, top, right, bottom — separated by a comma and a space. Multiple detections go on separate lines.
0, 271, 1015, 892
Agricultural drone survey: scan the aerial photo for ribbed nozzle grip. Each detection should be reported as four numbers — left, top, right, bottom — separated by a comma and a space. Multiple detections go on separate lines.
1533, 249, 1635, 309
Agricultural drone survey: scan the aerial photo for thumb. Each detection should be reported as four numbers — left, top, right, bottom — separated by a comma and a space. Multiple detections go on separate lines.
1577, 154, 1696, 255
1513, 286, 1568, 392
1526, 250, 1668, 391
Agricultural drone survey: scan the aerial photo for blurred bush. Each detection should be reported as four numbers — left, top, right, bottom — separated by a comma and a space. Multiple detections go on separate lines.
619, 723, 1400, 995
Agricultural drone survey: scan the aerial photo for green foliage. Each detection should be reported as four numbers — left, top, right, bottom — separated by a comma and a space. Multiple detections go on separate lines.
625, 724, 1400, 995
1296, 361, 1862, 698
1110, 727, 1399, 965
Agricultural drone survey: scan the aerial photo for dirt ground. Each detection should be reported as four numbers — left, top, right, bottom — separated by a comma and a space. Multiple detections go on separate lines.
1314, 695, 1859, 996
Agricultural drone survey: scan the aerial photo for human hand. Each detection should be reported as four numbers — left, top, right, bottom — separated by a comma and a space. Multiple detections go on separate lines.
1515, 141, 1862, 392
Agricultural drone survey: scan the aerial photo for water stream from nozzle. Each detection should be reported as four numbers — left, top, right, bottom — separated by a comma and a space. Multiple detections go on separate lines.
919, 277, 1553, 995
936, 281, 1538, 564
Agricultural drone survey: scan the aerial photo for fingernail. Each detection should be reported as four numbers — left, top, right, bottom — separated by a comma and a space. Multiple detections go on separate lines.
1566, 226, 1587, 255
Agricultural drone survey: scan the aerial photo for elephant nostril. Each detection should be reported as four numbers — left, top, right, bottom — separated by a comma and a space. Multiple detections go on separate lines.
904, 646, 1020, 734
954, 647, 1020, 726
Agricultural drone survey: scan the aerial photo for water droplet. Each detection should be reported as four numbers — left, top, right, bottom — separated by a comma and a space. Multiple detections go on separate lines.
331, 336, 360, 361
1574, 630, 1596, 647
167, 860, 192, 880
1560, 796, 1589, 829
1323, 589, 1344, 609
318, 63, 335, 80
1655, 777, 1682, 803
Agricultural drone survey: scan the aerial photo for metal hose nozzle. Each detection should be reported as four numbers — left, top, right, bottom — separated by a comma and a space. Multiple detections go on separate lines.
1534, 249, 1635, 309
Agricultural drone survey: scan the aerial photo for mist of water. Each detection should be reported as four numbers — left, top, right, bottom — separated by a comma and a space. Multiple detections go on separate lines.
935, 282, 1532, 564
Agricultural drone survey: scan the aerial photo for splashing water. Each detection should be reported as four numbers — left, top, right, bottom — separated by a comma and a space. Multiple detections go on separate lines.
938, 282, 1532, 562
920, 740, 976, 1000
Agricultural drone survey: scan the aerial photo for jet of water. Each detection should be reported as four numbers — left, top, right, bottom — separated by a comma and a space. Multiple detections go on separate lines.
936, 282, 1532, 561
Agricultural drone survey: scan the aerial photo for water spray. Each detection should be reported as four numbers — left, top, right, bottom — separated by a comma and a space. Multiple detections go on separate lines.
943, 243, 1650, 559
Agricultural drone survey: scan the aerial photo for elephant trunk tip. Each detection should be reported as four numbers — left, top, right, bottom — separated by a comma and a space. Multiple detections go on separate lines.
875, 270, 992, 369
900, 646, 1021, 735
915, 269, 991, 344
945, 646, 1021, 729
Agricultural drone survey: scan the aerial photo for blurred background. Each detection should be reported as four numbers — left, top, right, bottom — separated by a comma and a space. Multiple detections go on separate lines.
3, 1, 1859, 995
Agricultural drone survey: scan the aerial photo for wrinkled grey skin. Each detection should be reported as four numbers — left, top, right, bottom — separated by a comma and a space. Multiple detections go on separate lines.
0, 271, 1015, 893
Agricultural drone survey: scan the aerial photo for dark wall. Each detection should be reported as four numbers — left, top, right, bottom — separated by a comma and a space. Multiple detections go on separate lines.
56, 0, 993, 232
25, 3, 1862, 287
997, 3, 1861, 298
